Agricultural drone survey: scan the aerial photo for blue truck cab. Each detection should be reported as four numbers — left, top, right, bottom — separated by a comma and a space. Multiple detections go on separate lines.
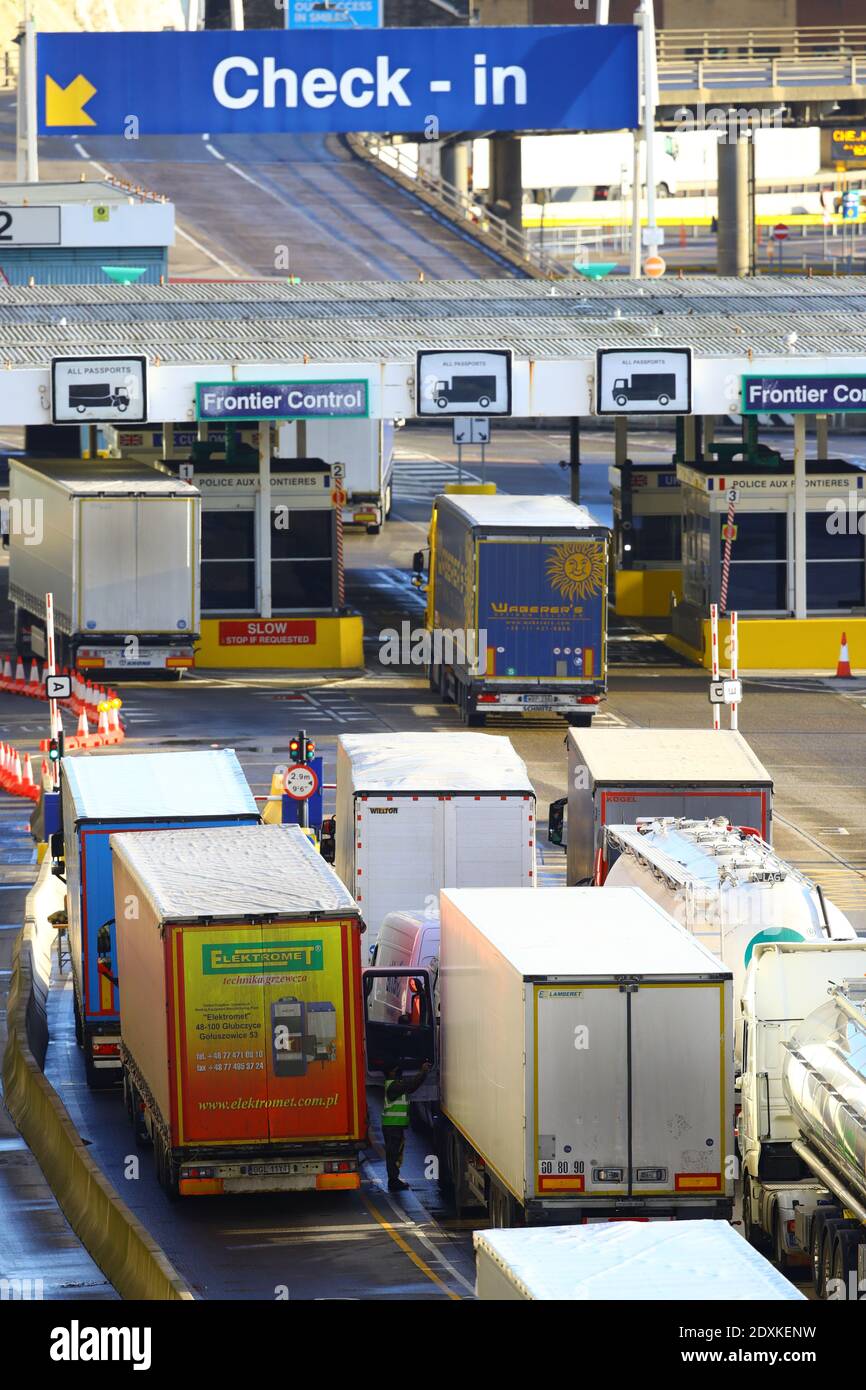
59, 749, 260, 1087
425, 494, 610, 727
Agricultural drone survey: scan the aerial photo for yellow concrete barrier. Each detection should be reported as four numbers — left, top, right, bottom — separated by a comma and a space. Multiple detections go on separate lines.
1, 860, 193, 1301
614, 569, 683, 618
195, 614, 363, 670
666, 617, 866, 672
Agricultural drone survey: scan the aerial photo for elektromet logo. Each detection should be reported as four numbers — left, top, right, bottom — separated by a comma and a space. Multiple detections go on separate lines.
50, 1321, 151, 1371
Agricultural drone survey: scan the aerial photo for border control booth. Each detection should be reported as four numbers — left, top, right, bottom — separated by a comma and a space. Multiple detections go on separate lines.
673, 458, 866, 653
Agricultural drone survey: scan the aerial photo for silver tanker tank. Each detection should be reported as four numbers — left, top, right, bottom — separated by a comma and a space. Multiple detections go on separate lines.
782, 979, 866, 1204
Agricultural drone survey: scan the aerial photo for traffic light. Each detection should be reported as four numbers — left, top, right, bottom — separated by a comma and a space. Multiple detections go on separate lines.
289, 730, 315, 765
48, 731, 65, 762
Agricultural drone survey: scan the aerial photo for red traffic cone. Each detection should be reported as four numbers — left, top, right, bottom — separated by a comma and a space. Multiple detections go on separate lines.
0, 657, 11, 691
26, 657, 41, 697
10, 749, 22, 793
108, 700, 124, 742
0, 744, 10, 790
73, 709, 90, 749
96, 703, 111, 744
836, 631, 853, 678
13, 655, 26, 693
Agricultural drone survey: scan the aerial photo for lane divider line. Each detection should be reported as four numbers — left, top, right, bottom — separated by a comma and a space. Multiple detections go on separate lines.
361, 1194, 462, 1301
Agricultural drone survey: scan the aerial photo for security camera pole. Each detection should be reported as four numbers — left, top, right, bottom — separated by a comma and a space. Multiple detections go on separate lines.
631, 1, 660, 279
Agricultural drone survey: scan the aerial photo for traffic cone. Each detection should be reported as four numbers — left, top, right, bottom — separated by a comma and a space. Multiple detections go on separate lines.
41, 758, 51, 789
75, 709, 90, 745
26, 657, 41, 698
10, 749, 22, 794
0, 657, 10, 691
108, 700, 124, 742
13, 655, 26, 693
0, 744, 10, 790
836, 632, 853, 678
96, 703, 111, 744
20, 753, 39, 802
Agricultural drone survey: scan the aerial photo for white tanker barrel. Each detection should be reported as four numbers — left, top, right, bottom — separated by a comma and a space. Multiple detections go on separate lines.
602, 818, 857, 1003
782, 984, 866, 1206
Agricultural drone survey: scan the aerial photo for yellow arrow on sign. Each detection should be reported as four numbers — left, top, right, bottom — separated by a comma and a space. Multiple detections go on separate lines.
45, 74, 97, 127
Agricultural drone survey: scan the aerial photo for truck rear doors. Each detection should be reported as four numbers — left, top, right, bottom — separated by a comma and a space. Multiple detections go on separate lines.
79, 496, 197, 633
475, 535, 607, 685
531, 980, 727, 1204
170, 918, 366, 1147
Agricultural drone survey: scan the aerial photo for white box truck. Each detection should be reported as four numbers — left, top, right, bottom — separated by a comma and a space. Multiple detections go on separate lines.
279, 418, 395, 533
370, 885, 733, 1227
563, 728, 773, 884
334, 733, 536, 951
474, 1220, 805, 1301
8, 458, 200, 672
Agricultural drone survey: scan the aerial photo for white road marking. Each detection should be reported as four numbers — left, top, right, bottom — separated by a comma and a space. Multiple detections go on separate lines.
73, 142, 90, 158
174, 224, 240, 278
205, 143, 225, 161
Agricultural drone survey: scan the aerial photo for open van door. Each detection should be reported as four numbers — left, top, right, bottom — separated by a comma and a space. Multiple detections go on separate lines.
363, 967, 438, 1102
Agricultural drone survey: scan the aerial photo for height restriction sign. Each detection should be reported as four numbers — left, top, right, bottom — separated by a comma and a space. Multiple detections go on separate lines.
283, 763, 320, 800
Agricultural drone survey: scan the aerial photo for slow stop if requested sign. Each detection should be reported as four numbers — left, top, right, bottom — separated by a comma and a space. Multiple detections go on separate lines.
283, 762, 320, 800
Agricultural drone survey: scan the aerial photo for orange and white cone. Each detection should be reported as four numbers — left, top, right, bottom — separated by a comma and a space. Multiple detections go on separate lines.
20, 753, 39, 802
96, 704, 111, 744
0, 744, 10, 790
75, 709, 90, 746
10, 749, 22, 793
108, 701, 124, 742
836, 632, 853, 678
0, 657, 11, 691
13, 655, 26, 693
26, 657, 41, 697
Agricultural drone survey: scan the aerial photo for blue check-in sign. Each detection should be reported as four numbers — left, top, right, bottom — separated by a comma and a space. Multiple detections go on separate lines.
742, 374, 866, 413
197, 379, 369, 421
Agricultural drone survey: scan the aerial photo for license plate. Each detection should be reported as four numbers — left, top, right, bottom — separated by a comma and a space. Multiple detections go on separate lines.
246, 1163, 296, 1176
521, 699, 560, 710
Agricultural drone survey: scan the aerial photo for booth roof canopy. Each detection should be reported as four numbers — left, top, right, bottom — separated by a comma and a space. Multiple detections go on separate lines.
0, 277, 862, 367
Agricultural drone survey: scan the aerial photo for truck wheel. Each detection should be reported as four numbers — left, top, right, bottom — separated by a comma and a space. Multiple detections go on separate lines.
487, 1181, 517, 1229
155, 1130, 180, 1201
436, 398, 448, 409
615, 395, 628, 407
478, 397, 490, 408
831, 1230, 863, 1301
447, 1129, 466, 1217
658, 395, 671, 407
820, 1218, 853, 1298
810, 1213, 833, 1297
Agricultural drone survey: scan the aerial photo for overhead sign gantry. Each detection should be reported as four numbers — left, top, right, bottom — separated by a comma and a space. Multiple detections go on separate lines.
36, 26, 639, 135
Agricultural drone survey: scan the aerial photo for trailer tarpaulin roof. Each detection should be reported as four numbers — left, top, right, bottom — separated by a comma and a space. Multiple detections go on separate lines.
109, 823, 359, 922
474, 1219, 806, 1300
567, 728, 772, 786
62, 749, 257, 822
337, 732, 535, 795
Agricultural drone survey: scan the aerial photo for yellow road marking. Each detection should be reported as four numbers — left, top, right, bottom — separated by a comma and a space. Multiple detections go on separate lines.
361, 1195, 461, 1301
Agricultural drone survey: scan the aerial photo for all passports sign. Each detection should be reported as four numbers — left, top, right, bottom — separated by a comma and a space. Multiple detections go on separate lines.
36, 27, 638, 136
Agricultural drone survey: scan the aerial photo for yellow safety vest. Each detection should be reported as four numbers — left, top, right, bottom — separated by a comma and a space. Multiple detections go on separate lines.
382, 1080, 409, 1127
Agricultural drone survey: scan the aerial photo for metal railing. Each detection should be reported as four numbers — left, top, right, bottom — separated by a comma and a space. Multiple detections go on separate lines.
657, 25, 866, 63
356, 134, 568, 277
658, 54, 865, 92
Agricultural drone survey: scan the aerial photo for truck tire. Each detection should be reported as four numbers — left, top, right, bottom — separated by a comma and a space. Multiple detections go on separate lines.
487, 1180, 519, 1229
831, 1229, 863, 1301
741, 1174, 760, 1250
446, 1128, 467, 1217
124, 1073, 149, 1148
154, 1130, 180, 1201
820, 1218, 853, 1298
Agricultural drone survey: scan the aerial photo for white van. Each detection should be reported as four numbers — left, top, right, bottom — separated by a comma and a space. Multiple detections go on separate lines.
368, 910, 440, 1024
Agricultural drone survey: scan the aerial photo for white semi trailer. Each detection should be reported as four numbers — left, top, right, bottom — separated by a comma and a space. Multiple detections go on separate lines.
368, 885, 734, 1228
8, 458, 200, 672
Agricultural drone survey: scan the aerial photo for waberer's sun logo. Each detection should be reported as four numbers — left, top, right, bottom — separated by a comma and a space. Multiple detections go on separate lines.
545, 542, 605, 602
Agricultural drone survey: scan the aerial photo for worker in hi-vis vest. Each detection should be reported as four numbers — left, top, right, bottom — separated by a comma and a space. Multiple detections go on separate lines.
381, 1061, 431, 1192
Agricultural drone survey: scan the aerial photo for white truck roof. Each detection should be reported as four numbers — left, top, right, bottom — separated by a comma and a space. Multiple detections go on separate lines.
62, 749, 258, 821
474, 1221, 806, 1300
442, 886, 730, 978
568, 727, 771, 785
436, 493, 605, 530
337, 732, 535, 795
9, 457, 199, 497
109, 823, 359, 922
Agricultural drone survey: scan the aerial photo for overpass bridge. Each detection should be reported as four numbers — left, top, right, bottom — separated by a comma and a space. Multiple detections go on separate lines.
657, 26, 866, 113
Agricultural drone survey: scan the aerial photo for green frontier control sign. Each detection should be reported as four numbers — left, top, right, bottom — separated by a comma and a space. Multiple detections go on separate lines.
202, 940, 324, 974
196, 379, 369, 422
